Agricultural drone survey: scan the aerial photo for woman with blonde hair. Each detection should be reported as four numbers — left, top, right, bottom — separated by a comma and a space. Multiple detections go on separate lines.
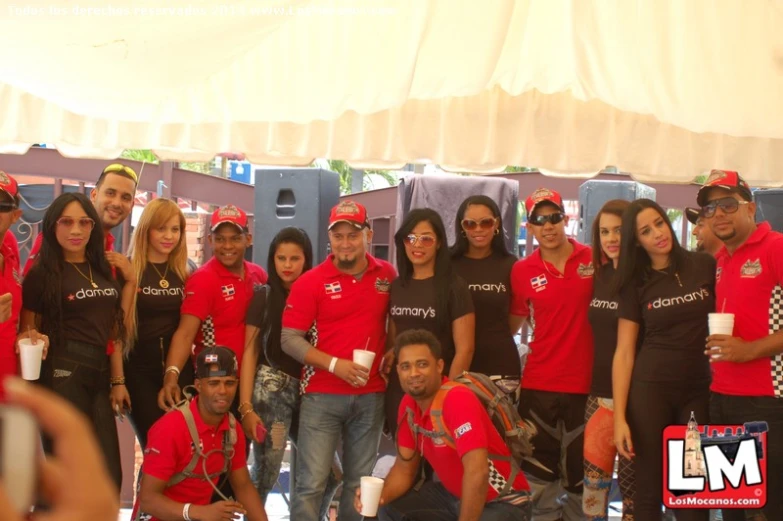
125, 198, 193, 448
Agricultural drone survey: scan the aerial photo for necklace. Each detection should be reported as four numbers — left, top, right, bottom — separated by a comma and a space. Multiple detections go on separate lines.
150, 262, 170, 289
68, 262, 98, 289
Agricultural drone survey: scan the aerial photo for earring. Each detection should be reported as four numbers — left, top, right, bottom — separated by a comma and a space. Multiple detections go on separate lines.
494, 228, 500, 236
461, 230, 467, 237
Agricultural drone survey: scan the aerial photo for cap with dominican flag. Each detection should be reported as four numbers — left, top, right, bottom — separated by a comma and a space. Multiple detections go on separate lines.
696, 170, 753, 207
196, 346, 238, 378
525, 188, 564, 216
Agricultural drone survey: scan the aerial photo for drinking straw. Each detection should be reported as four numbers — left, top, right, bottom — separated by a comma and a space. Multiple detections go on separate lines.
364, 337, 370, 351
721, 299, 726, 313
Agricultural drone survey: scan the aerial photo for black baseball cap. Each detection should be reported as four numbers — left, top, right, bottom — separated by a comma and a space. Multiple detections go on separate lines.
196, 346, 238, 378
685, 207, 701, 225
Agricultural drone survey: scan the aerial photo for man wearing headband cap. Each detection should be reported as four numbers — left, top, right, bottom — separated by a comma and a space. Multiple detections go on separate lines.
281, 199, 396, 521
699, 170, 783, 521
510, 188, 594, 521
135, 346, 268, 521
685, 207, 721, 257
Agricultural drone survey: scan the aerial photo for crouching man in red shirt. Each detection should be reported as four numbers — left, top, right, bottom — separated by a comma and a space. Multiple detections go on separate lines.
356, 329, 532, 521
134, 346, 267, 521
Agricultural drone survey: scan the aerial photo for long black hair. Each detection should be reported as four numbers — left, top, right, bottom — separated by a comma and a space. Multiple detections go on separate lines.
450, 195, 511, 259
394, 209, 452, 333
259, 227, 314, 361
34, 192, 126, 351
614, 198, 687, 295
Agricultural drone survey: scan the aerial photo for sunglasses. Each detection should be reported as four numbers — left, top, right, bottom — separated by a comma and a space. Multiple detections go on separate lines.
529, 212, 566, 226
405, 234, 437, 247
461, 217, 496, 231
56, 217, 95, 230
701, 197, 749, 219
0, 202, 18, 214
100, 163, 139, 183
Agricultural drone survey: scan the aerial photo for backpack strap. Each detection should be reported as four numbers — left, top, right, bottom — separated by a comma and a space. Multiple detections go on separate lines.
167, 405, 235, 487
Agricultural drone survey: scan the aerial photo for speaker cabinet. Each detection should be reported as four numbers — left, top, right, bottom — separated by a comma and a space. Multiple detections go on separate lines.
577, 180, 657, 243
754, 189, 783, 232
253, 168, 339, 268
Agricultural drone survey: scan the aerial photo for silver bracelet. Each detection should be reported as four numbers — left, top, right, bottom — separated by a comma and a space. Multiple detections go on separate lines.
165, 365, 181, 377
328, 357, 338, 374
183, 502, 191, 520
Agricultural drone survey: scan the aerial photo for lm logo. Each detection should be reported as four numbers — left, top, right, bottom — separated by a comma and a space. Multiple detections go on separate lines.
663, 414, 768, 509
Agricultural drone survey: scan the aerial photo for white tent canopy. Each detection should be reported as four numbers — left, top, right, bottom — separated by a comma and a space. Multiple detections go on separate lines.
1, 0, 782, 184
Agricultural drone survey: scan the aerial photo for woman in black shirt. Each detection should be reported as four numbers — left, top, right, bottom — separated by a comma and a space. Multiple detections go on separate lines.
124, 198, 193, 449
450, 195, 521, 392
386, 208, 475, 435
239, 227, 338, 513
21, 192, 128, 489
613, 199, 714, 521
583, 199, 634, 521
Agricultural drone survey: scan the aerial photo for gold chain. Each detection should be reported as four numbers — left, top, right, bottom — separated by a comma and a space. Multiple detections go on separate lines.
150, 262, 170, 289
67, 262, 98, 288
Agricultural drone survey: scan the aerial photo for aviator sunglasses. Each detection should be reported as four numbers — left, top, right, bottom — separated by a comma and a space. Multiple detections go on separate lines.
529, 212, 566, 226
56, 217, 96, 230
700, 197, 749, 219
461, 217, 497, 231
405, 234, 437, 247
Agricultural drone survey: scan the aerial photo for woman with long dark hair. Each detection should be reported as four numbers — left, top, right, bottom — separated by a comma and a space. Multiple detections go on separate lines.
20, 192, 129, 489
238, 227, 339, 516
583, 199, 635, 521
124, 198, 193, 449
613, 199, 714, 521
385, 208, 475, 435
450, 195, 521, 389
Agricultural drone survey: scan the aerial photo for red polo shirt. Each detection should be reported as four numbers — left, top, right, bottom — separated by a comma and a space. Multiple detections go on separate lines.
282, 253, 395, 395
180, 257, 267, 369
0, 232, 22, 393
133, 397, 247, 520
397, 380, 530, 501
510, 239, 594, 393
713, 222, 783, 398
23, 230, 115, 276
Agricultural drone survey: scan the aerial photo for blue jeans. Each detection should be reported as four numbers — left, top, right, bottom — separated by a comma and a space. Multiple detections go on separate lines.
249, 365, 339, 520
379, 481, 532, 521
291, 392, 385, 521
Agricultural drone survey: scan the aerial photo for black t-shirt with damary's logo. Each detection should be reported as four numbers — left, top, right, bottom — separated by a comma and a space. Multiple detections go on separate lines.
452, 253, 520, 376
390, 275, 474, 369
618, 252, 716, 386
23, 263, 120, 349
136, 262, 185, 343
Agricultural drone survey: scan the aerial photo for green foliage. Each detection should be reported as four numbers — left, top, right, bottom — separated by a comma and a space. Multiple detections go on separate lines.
120, 149, 159, 163
505, 166, 538, 173
316, 159, 398, 194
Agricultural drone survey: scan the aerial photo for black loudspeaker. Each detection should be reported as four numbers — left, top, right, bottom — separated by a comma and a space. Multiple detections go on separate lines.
577, 180, 657, 243
253, 168, 340, 268
754, 189, 783, 232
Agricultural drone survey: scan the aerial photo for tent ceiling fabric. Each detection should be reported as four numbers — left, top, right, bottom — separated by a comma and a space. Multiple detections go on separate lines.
1, 0, 782, 185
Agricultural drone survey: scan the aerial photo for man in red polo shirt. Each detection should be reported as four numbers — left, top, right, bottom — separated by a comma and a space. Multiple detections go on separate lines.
698, 170, 783, 521
23, 163, 137, 275
159, 204, 267, 409
510, 188, 592, 521
357, 329, 532, 521
0, 172, 24, 390
281, 200, 396, 521
135, 346, 267, 521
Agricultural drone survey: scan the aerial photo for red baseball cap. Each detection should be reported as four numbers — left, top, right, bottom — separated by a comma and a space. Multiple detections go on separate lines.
525, 188, 564, 216
696, 170, 752, 207
328, 200, 369, 230
0, 170, 19, 201
210, 204, 248, 232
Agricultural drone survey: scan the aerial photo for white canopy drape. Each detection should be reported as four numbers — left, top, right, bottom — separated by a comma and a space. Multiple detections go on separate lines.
1, 0, 782, 184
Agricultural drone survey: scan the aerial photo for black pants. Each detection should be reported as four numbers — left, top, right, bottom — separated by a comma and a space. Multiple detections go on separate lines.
628, 381, 709, 521
517, 389, 586, 521
40, 341, 122, 491
125, 336, 194, 449
710, 392, 783, 521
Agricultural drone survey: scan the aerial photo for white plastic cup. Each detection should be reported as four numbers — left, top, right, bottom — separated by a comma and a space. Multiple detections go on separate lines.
353, 349, 376, 371
19, 339, 44, 380
360, 476, 384, 517
708, 313, 735, 336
